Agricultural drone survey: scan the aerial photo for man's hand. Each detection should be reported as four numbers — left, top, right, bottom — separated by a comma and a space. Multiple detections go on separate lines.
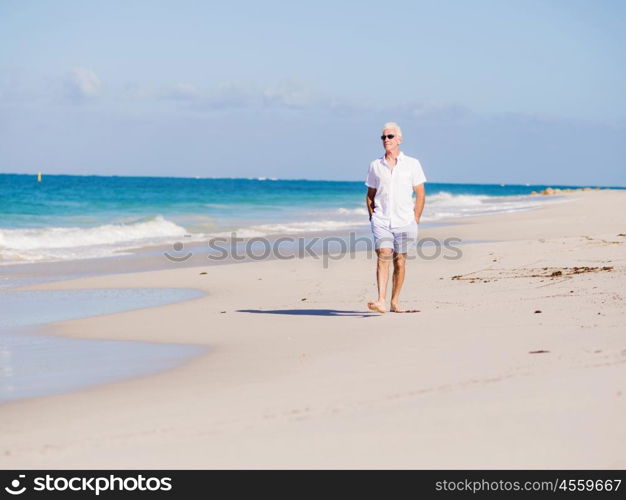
366, 187, 377, 221
413, 184, 425, 225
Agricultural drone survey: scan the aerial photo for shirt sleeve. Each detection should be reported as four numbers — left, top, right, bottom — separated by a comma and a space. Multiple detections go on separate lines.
411, 159, 427, 186
365, 164, 379, 188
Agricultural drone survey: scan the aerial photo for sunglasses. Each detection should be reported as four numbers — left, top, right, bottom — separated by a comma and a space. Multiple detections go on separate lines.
380, 134, 395, 140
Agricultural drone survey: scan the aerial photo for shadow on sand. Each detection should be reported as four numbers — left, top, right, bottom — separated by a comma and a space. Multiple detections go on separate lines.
237, 309, 378, 318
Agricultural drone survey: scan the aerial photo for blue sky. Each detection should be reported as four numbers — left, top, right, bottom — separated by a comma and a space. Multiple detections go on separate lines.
1, 0, 625, 185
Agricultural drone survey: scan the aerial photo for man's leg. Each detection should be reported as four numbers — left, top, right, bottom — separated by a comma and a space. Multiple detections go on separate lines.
389, 223, 419, 313
390, 252, 407, 312
368, 248, 393, 313
368, 222, 393, 313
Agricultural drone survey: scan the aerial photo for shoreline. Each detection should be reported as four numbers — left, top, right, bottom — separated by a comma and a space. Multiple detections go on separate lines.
1, 190, 624, 468
0, 288, 207, 404
1, 193, 572, 290
0, 183, 579, 272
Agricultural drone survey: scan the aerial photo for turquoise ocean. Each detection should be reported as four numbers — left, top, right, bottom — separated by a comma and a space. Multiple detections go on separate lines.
1, 173, 621, 265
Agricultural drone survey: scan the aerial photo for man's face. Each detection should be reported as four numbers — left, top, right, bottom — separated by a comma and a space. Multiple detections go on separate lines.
382, 128, 402, 152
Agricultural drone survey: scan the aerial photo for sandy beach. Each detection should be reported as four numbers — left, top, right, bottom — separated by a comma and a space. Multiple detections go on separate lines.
1, 190, 625, 469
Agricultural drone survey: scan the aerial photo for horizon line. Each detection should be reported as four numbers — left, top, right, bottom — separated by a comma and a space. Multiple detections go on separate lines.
1, 172, 624, 189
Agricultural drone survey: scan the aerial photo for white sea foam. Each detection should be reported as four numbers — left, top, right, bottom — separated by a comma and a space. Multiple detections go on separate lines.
208, 193, 557, 239
302, 193, 554, 227
427, 191, 489, 206
0, 216, 188, 264
254, 220, 364, 233
0, 215, 186, 250
335, 207, 369, 215
302, 206, 368, 218
0, 193, 561, 264
423, 191, 559, 220
208, 228, 268, 239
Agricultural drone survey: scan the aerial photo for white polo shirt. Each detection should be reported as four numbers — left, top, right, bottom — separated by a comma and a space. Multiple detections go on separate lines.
365, 152, 427, 229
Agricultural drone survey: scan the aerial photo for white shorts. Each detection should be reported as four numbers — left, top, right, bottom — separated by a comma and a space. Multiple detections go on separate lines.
371, 220, 418, 253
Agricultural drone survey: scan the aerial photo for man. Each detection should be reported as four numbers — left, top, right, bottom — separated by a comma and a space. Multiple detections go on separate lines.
365, 122, 426, 313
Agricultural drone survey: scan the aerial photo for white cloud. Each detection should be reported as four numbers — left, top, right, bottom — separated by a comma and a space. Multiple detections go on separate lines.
119, 82, 157, 100
164, 82, 202, 101
164, 80, 321, 111
66, 67, 101, 100
401, 102, 472, 121
263, 80, 317, 108
203, 81, 261, 109
51, 73, 472, 122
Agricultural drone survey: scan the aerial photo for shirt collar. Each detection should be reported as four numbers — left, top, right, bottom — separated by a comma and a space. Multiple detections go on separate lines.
381, 151, 404, 167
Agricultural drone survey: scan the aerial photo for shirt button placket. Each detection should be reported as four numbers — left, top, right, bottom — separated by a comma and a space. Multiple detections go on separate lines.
388, 163, 394, 228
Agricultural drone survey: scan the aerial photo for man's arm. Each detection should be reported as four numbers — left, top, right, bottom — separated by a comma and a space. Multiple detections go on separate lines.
366, 187, 377, 221
413, 184, 425, 224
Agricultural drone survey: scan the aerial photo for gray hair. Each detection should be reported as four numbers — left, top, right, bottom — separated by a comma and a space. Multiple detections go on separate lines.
382, 122, 403, 137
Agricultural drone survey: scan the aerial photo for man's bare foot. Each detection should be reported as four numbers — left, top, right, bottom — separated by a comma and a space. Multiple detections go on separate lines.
367, 301, 386, 313
390, 303, 420, 313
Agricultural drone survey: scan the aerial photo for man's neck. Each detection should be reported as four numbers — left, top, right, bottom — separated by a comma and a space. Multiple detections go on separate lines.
385, 149, 400, 166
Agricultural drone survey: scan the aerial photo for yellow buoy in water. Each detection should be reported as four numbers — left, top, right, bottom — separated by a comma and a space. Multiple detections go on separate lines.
37, 172, 42, 182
